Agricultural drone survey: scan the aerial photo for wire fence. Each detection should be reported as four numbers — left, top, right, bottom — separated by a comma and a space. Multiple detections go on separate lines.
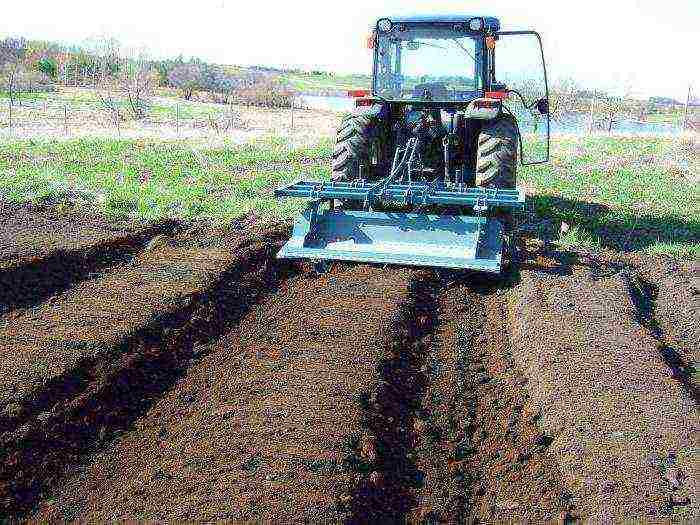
1, 84, 696, 139
0, 91, 313, 140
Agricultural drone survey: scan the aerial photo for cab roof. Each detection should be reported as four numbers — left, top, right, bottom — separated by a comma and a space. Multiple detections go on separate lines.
378, 14, 500, 32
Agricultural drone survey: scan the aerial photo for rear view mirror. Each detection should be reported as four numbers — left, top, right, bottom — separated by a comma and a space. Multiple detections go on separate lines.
536, 97, 549, 115
406, 41, 420, 51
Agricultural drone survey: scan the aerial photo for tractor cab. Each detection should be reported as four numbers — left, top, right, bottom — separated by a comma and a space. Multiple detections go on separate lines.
371, 15, 499, 104
367, 14, 550, 165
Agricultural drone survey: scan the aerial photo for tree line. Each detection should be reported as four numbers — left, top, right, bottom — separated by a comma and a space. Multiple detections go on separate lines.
0, 36, 296, 119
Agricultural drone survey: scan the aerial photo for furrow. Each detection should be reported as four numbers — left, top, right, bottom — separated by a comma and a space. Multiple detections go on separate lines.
624, 270, 699, 404
0, 233, 293, 519
0, 220, 179, 314
28, 263, 414, 522
347, 270, 442, 523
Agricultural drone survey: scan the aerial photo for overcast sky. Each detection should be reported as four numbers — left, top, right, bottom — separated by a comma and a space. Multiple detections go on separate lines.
1, 0, 698, 100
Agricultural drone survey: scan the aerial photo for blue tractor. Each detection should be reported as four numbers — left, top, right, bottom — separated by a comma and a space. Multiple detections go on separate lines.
276, 15, 550, 273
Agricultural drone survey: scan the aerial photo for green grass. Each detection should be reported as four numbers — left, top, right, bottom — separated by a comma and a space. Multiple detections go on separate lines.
281, 71, 371, 93
521, 136, 699, 258
0, 137, 333, 223
0, 135, 697, 259
0, 90, 53, 102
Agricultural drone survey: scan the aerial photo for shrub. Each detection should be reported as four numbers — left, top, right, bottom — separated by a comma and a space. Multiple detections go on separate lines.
36, 56, 58, 79
167, 63, 204, 100
237, 76, 296, 108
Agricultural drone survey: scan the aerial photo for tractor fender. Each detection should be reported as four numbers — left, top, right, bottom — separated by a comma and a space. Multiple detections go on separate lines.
464, 98, 503, 119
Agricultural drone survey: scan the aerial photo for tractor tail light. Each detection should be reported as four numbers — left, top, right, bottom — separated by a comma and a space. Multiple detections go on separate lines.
366, 32, 376, 49
348, 89, 370, 98
485, 91, 508, 100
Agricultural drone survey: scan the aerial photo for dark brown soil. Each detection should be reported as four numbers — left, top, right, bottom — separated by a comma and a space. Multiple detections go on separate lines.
0, 205, 696, 522
401, 276, 574, 523
0, 202, 179, 313
511, 248, 698, 522
0, 202, 135, 263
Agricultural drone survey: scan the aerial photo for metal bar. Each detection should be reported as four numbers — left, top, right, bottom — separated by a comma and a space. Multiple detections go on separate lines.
275, 180, 524, 208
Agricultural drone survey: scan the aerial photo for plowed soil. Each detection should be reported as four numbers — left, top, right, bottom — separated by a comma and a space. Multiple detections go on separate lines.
0, 205, 697, 523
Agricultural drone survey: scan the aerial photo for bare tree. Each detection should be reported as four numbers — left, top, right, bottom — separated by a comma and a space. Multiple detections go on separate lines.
592, 75, 639, 132
97, 46, 156, 120
594, 93, 626, 132
123, 59, 156, 118
548, 77, 583, 122
90, 35, 122, 84
0, 37, 27, 105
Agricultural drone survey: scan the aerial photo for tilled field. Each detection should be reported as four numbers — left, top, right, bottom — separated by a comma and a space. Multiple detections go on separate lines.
0, 204, 697, 522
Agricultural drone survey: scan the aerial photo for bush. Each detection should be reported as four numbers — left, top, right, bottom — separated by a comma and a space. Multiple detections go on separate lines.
36, 56, 58, 79
167, 63, 203, 100
237, 76, 296, 108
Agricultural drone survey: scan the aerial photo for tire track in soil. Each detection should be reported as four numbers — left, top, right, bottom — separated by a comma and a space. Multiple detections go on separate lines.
0, 220, 179, 314
351, 271, 575, 523
0, 232, 294, 520
347, 270, 442, 523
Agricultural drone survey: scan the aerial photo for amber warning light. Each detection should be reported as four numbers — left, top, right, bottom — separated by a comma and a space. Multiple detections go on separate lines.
366, 31, 376, 49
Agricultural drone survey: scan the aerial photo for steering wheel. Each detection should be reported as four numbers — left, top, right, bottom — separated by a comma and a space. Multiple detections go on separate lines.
412, 82, 449, 100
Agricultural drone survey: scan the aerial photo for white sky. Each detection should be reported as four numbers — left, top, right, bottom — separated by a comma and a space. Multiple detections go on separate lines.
1, 0, 698, 100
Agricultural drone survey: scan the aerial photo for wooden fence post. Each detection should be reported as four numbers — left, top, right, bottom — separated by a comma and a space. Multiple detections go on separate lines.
64, 105, 68, 135
8, 98, 12, 132
683, 84, 691, 131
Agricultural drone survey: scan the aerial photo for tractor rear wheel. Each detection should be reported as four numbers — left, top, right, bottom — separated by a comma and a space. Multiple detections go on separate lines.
475, 118, 518, 189
475, 118, 520, 269
331, 105, 383, 182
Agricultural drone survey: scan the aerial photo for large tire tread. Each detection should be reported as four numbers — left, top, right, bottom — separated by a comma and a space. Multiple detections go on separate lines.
331, 105, 383, 182
475, 119, 518, 189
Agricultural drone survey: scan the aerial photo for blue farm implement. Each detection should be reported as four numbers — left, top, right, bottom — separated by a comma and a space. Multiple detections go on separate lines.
275, 180, 524, 272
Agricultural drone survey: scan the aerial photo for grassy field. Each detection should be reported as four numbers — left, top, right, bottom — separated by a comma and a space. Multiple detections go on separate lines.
0, 135, 697, 258
0, 87, 232, 121
281, 71, 371, 93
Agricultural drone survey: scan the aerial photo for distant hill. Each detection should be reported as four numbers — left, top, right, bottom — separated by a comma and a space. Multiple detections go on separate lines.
649, 96, 684, 107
